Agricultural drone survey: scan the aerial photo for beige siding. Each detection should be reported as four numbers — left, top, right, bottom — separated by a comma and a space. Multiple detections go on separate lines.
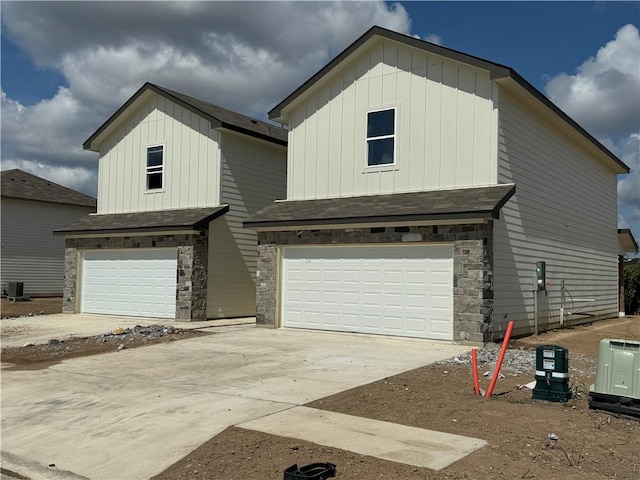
1, 198, 95, 295
207, 133, 286, 318
97, 93, 221, 214
287, 38, 497, 200
493, 91, 619, 337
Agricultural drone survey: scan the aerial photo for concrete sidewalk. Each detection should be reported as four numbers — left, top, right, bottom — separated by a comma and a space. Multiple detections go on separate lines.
1, 322, 471, 479
239, 406, 487, 470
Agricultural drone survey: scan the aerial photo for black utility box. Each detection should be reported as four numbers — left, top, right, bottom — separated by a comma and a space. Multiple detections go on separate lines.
8, 282, 24, 298
284, 463, 336, 480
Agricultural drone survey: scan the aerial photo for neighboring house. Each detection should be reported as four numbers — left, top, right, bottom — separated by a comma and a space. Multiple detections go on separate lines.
55, 83, 287, 320
245, 26, 630, 342
1, 169, 96, 297
617, 229, 639, 316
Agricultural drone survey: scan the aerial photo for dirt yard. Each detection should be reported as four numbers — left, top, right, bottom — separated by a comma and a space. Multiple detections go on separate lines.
1, 315, 638, 479
153, 317, 639, 480
0, 325, 210, 371
1, 297, 62, 319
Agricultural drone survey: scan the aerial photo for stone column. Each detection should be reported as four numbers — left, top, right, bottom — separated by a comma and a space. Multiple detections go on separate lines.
62, 246, 78, 313
256, 240, 277, 326
176, 234, 208, 320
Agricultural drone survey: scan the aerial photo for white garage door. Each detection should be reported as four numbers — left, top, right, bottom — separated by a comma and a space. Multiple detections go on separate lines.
281, 244, 453, 340
81, 249, 177, 319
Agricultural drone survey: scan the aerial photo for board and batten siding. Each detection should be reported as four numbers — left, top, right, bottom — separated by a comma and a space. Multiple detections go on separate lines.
286, 38, 498, 201
1, 198, 95, 296
207, 132, 286, 318
97, 93, 221, 214
493, 91, 619, 337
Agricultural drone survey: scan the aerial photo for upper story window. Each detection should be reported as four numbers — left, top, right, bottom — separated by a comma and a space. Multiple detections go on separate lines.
146, 145, 164, 190
366, 108, 395, 167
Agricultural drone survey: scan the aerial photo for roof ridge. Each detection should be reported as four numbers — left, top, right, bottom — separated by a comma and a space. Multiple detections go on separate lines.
1, 169, 96, 207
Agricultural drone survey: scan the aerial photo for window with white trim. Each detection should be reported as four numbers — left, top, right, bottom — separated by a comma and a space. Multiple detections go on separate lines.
366, 108, 395, 166
146, 145, 164, 190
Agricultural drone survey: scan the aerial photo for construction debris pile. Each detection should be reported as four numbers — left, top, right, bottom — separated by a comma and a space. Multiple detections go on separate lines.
94, 325, 179, 344
442, 344, 537, 376
442, 343, 596, 378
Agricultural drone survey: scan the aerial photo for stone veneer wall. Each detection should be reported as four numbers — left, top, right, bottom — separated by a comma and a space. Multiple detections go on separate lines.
257, 223, 494, 343
64, 233, 208, 321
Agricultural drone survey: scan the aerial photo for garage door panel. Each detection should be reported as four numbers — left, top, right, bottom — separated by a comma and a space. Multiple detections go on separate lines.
305, 269, 322, 283
282, 245, 453, 340
81, 249, 177, 319
383, 293, 402, 308
406, 271, 427, 286
343, 313, 359, 328
323, 312, 340, 326
406, 294, 427, 309
324, 270, 340, 283
362, 292, 381, 307
363, 314, 381, 328
384, 315, 402, 331
384, 270, 403, 285
324, 291, 340, 305
305, 290, 321, 304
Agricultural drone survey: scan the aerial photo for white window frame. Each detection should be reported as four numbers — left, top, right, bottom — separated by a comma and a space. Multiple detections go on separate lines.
366, 107, 396, 168
146, 144, 165, 191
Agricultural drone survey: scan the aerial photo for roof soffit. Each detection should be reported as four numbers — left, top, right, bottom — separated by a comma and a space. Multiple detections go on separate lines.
618, 229, 639, 253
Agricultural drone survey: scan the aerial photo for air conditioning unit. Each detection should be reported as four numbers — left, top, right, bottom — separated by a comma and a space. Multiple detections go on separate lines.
589, 339, 640, 418
8, 282, 24, 298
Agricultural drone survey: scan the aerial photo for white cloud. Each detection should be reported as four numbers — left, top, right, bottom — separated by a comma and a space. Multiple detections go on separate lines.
545, 24, 640, 139
0, 1, 411, 194
544, 24, 640, 237
1, 88, 99, 165
617, 134, 640, 206
424, 34, 443, 45
0, 159, 97, 197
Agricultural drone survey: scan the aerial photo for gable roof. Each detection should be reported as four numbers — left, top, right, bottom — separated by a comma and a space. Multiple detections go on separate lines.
1, 169, 96, 208
269, 26, 628, 174
54, 206, 228, 236
244, 184, 516, 229
84, 82, 287, 152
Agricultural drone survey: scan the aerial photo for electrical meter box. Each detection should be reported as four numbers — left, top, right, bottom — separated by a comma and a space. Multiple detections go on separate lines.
535, 261, 546, 291
589, 339, 640, 418
532, 345, 571, 402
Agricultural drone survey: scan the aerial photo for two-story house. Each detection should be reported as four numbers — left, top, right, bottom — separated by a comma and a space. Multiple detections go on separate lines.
56, 83, 287, 320
1, 169, 97, 297
245, 26, 631, 342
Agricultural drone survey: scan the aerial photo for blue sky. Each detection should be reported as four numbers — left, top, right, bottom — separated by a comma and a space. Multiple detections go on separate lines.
1, 1, 639, 249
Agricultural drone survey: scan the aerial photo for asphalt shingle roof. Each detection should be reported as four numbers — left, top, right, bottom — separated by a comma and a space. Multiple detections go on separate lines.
1, 169, 97, 208
244, 184, 516, 228
54, 206, 228, 235
84, 83, 287, 151
154, 84, 288, 144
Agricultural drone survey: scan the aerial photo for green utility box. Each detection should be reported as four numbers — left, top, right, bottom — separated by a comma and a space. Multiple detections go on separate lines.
589, 339, 640, 418
532, 345, 572, 402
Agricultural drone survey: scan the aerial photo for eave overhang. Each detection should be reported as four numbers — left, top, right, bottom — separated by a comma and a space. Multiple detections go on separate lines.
244, 184, 515, 230
54, 206, 229, 236
618, 228, 639, 253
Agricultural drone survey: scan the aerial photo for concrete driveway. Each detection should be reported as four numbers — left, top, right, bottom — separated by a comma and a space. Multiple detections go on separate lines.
1, 315, 468, 479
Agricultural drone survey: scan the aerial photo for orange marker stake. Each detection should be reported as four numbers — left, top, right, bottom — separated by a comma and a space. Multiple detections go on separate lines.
471, 348, 480, 395
485, 321, 514, 398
